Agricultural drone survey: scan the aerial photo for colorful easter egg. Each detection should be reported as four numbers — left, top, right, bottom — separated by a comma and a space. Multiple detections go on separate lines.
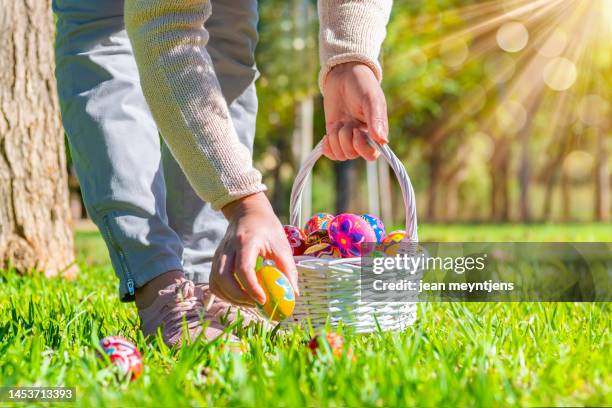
305, 228, 331, 247
283, 225, 307, 256
308, 332, 354, 361
328, 213, 376, 257
99, 336, 143, 380
256, 266, 295, 321
304, 212, 334, 235
360, 213, 387, 243
304, 243, 341, 258
382, 230, 408, 256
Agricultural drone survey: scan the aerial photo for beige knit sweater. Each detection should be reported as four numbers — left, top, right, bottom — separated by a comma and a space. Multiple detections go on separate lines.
125, 0, 391, 210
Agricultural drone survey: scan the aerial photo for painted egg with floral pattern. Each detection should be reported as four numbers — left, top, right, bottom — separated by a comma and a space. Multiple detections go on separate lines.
328, 213, 376, 257
382, 230, 408, 256
303, 243, 341, 258
360, 214, 386, 243
304, 212, 334, 235
100, 336, 143, 380
305, 229, 331, 247
256, 266, 295, 321
283, 225, 307, 256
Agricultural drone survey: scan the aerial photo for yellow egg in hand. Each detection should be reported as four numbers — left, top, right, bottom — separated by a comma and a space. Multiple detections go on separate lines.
256, 265, 295, 321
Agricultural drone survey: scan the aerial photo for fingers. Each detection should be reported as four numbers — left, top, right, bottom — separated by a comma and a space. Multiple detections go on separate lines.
322, 136, 333, 159
270, 242, 300, 296
234, 242, 267, 305
326, 125, 347, 161
353, 129, 379, 161
324, 122, 379, 161
363, 91, 389, 144
338, 124, 359, 160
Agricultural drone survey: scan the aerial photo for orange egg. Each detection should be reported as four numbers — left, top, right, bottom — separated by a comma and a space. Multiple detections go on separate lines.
256, 265, 295, 321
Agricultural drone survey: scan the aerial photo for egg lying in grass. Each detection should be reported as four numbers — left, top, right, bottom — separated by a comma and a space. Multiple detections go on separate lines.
283, 225, 307, 256
308, 332, 354, 361
256, 266, 295, 321
99, 336, 143, 380
328, 213, 376, 257
361, 213, 386, 243
304, 212, 334, 235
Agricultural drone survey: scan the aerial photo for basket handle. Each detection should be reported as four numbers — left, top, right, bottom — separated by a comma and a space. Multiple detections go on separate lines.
289, 135, 418, 242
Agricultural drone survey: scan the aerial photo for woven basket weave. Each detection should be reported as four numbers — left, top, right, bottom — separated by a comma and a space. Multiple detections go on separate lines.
286, 137, 421, 333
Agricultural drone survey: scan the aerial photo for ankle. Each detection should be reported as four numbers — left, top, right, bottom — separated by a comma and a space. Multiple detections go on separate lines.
135, 270, 185, 309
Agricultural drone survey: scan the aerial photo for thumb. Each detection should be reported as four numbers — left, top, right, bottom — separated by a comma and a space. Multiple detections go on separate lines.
363, 91, 389, 144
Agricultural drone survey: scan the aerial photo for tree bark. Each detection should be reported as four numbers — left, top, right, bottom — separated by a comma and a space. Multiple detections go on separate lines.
0, 0, 76, 278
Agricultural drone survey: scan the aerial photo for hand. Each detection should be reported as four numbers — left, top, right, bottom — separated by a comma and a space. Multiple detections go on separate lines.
211, 192, 299, 306
321, 62, 389, 161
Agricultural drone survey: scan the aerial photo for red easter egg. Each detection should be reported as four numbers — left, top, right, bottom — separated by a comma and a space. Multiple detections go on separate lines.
99, 336, 143, 380
328, 213, 377, 257
304, 213, 334, 235
308, 332, 354, 360
283, 225, 307, 256
305, 229, 331, 247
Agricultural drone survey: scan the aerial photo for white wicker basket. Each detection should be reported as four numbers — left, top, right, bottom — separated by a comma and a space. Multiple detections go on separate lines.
286, 137, 421, 333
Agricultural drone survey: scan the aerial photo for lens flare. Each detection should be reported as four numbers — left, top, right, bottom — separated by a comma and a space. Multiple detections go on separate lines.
496, 21, 529, 52
543, 57, 577, 91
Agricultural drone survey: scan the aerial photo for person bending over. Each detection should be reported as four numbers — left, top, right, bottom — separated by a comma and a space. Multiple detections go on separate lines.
53, 0, 391, 346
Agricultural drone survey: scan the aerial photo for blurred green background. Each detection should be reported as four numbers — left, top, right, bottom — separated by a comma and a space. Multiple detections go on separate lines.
64, 0, 612, 227
251, 0, 611, 224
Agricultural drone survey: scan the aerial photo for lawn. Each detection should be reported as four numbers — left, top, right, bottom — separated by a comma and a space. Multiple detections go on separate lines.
0, 224, 610, 407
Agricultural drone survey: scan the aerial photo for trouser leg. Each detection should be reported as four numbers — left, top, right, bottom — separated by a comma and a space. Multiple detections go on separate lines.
53, 0, 184, 301
162, 0, 260, 284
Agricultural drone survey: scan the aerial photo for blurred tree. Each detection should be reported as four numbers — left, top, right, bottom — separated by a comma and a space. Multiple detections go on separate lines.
0, 0, 76, 278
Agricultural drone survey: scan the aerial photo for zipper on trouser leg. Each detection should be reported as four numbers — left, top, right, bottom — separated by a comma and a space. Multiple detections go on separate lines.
102, 214, 136, 297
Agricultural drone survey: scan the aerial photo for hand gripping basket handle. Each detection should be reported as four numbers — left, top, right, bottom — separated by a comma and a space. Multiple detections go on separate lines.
289, 136, 418, 242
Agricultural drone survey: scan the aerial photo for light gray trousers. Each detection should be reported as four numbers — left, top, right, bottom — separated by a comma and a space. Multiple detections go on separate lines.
53, 0, 259, 301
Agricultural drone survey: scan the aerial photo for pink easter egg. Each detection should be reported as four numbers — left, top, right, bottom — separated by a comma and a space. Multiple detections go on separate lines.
283, 225, 307, 256
328, 213, 376, 257
304, 212, 334, 235
99, 336, 143, 380
360, 213, 387, 243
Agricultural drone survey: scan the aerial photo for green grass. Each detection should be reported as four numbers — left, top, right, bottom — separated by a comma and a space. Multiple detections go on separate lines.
1, 224, 610, 407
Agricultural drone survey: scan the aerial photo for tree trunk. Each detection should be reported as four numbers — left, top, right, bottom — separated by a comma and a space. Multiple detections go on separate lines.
441, 147, 470, 222
490, 139, 511, 222
561, 168, 571, 222
594, 129, 610, 221
335, 160, 358, 213
0, 0, 76, 278
426, 153, 442, 222
541, 170, 558, 221
518, 118, 532, 222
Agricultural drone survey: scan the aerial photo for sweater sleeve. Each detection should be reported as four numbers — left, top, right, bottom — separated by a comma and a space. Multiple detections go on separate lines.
317, 0, 392, 93
124, 0, 266, 210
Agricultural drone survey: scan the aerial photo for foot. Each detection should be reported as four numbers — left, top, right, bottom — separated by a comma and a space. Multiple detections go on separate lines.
138, 277, 269, 347
196, 283, 272, 332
